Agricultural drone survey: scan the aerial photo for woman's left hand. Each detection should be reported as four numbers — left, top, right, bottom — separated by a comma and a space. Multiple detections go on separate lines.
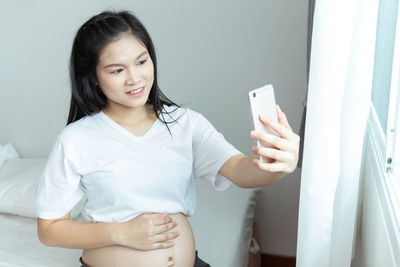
250, 105, 300, 174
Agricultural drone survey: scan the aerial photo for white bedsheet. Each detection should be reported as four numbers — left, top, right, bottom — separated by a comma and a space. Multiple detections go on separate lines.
0, 159, 259, 267
0, 213, 82, 267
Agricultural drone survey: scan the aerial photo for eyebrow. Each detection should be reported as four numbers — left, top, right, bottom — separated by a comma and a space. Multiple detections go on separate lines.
103, 51, 148, 69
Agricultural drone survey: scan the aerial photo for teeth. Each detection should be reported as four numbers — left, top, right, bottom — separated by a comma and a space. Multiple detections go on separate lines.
128, 87, 143, 94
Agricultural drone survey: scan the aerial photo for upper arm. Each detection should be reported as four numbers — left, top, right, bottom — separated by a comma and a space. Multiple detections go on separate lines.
36, 136, 84, 220
191, 111, 242, 189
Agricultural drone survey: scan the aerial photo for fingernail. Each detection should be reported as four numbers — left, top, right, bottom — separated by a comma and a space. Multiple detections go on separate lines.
250, 131, 256, 137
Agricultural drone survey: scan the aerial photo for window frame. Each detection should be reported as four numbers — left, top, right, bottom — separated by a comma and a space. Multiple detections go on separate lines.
373, 0, 400, 261
385, 0, 400, 177
368, 1, 400, 260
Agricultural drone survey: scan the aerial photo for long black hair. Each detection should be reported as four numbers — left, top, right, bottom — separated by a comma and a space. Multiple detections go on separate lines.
67, 10, 179, 129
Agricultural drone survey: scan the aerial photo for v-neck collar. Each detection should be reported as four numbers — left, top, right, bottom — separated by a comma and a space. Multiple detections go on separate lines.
98, 110, 160, 141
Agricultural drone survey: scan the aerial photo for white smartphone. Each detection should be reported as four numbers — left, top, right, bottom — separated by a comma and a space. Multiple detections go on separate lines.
248, 84, 278, 162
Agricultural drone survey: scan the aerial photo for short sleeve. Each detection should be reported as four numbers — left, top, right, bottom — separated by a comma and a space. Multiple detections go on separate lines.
192, 112, 242, 191
36, 137, 84, 219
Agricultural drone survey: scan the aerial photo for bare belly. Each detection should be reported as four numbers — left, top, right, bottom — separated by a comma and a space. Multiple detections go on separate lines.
81, 213, 196, 267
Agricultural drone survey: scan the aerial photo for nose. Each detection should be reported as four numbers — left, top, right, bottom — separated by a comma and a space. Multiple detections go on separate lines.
125, 67, 141, 85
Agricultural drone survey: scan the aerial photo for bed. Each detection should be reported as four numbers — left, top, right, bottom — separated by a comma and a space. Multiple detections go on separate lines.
0, 145, 260, 267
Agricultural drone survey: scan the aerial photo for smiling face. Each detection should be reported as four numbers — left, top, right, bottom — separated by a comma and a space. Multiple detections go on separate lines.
95, 33, 154, 114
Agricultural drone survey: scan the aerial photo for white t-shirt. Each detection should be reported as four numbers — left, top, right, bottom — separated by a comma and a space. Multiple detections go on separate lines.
36, 106, 242, 222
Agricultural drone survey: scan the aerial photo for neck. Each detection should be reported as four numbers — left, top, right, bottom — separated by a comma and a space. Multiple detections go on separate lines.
103, 103, 155, 126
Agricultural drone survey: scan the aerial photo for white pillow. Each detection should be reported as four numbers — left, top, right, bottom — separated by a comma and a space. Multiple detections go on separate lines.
0, 158, 85, 219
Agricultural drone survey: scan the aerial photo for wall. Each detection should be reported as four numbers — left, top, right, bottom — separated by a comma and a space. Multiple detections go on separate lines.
0, 0, 308, 256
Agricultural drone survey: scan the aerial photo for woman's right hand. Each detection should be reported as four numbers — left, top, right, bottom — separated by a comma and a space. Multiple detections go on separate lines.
114, 213, 180, 250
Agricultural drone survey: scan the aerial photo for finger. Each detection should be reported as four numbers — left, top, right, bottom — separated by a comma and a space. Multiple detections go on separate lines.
259, 114, 291, 139
153, 221, 178, 235
148, 213, 173, 226
151, 231, 180, 243
276, 105, 292, 131
252, 158, 287, 173
251, 146, 288, 162
251, 131, 291, 151
150, 241, 175, 250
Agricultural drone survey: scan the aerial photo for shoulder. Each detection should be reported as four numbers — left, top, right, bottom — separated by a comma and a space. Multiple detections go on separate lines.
57, 112, 101, 144
161, 104, 202, 121
162, 105, 217, 138
160, 105, 209, 132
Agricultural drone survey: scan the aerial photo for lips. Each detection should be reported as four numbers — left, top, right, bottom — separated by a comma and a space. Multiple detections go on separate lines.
126, 87, 144, 95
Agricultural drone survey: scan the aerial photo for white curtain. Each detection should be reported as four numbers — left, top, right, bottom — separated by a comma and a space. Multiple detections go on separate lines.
296, 0, 379, 266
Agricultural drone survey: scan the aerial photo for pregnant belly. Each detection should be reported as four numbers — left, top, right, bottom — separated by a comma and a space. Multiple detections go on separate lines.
81, 213, 196, 267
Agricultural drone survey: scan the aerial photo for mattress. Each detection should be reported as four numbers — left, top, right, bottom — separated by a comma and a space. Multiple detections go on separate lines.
0, 213, 82, 267
0, 158, 259, 267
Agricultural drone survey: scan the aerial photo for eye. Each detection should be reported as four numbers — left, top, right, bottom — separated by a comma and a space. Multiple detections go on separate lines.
138, 60, 147, 66
111, 68, 123, 74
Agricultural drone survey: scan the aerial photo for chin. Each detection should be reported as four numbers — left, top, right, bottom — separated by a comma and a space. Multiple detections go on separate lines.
128, 99, 150, 109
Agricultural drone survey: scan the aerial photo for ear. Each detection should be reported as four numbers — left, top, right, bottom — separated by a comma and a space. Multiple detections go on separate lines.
91, 76, 98, 86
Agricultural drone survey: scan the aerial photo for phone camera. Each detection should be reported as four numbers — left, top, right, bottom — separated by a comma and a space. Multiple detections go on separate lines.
253, 93, 256, 98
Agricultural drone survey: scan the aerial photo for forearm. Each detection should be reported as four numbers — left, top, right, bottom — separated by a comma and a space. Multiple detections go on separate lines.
38, 218, 119, 249
220, 154, 285, 188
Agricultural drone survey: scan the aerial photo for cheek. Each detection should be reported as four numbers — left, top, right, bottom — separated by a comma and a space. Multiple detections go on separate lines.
102, 78, 118, 88
144, 61, 155, 84
98, 76, 121, 94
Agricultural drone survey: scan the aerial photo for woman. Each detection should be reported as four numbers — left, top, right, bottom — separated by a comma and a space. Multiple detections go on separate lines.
36, 10, 299, 267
